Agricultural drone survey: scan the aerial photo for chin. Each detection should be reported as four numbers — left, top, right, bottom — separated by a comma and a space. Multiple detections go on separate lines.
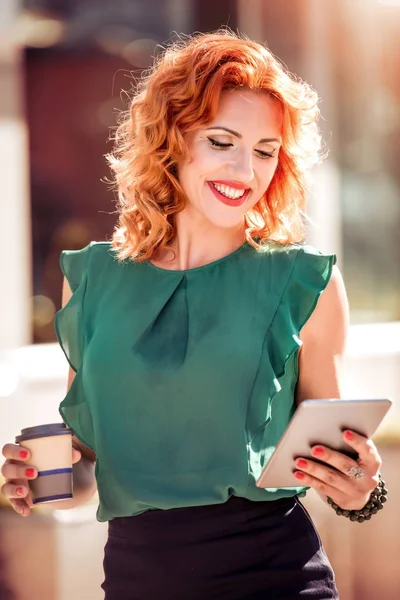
187, 195, 248, 229
204, 212, 247, 230
202, 192, 254, 229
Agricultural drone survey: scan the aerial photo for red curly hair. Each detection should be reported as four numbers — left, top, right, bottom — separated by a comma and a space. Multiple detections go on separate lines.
107, 30, 323, 261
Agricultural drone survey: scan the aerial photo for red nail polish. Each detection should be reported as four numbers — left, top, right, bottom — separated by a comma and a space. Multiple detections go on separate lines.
19, 450, 29, 459
297, 459, 308, 468
345, 431, 354, 441
25, 468, 35, 478
294, 472, 305, 480
16, 487, 24, 496
312, 446, 324, 457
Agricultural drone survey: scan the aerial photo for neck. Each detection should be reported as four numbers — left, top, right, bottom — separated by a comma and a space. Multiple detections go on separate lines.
154, 210, 246, 271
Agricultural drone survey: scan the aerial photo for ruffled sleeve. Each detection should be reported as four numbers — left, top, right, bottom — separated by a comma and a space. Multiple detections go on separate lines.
54, 243, 97, 450
246, 245, 337, 489
267, 245, 337, 387
54, 244, 91, 373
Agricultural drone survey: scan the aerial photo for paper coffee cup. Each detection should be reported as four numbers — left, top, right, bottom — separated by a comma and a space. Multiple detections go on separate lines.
15, 423, 74, 505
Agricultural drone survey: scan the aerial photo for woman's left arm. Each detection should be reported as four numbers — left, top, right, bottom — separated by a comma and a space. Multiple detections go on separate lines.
295, 265, 382, 511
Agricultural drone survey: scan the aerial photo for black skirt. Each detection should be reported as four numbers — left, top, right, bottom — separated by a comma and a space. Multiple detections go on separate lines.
101, 496, 338, 600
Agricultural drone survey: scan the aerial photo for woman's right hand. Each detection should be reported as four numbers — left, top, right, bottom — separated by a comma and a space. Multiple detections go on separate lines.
1, 443, 82, 517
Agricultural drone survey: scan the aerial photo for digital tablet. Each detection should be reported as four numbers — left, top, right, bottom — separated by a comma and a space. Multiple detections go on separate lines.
256, 398, 392, 489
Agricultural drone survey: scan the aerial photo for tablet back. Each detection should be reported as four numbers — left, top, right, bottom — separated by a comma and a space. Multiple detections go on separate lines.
256, 398, 392, 489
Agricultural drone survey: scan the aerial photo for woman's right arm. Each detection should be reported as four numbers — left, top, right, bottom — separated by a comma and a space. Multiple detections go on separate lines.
1, 277, 98, 516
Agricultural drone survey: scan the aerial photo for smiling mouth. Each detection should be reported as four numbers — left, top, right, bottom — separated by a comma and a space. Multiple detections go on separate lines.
208, 182, 250, 206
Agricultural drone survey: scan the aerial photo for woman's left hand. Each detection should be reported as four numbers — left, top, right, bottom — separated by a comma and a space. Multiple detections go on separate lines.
293, 429, 382, 511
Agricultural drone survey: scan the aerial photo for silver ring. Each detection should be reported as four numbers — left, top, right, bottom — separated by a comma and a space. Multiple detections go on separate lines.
347, 466, 366, 480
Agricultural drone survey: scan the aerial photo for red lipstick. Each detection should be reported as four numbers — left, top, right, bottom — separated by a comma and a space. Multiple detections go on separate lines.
210, 180, 250, 190
207, 182, 250, 207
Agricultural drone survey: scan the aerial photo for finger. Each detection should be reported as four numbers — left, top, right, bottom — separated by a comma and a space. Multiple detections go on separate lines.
294, 470, 371, 511
1, 462, 37, 481
0, 481, 30, 500
309, 445, 362, 477
9, 498, 32, 517
293, 470, 348, 502
2, 444, 31, 462
343, 431, 382, 470
72, 448, 81, 464
294, 458, 353, 495
18, 482, 34, 509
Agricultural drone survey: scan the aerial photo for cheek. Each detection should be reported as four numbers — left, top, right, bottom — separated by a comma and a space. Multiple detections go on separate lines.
180, 149, 210, 179
177, 161, 196, 193
258, 160, 279, 191
193, 144, 228, 172
185, 158, 225, 193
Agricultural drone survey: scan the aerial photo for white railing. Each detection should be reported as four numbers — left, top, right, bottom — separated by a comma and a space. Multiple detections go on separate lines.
1, 322, 399, 454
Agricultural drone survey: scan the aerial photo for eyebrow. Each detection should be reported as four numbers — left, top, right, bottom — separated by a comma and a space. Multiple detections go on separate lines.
205, 126, 281, 144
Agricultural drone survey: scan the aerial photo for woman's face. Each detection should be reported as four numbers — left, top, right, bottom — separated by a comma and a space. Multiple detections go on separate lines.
177, 89, 283, 230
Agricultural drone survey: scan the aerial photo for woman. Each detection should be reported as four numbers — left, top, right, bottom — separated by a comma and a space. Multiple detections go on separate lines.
1, 31, 384, 599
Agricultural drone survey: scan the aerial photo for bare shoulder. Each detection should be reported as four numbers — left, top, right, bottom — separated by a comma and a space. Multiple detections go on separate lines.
301, 265, 349, 351
296, 265, 350, 403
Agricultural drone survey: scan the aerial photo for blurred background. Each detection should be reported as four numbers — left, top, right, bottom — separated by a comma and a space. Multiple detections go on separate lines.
0, 0, 399, 598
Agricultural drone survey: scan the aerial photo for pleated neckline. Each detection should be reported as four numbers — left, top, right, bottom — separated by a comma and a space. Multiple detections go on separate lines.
144, 241, 249, 274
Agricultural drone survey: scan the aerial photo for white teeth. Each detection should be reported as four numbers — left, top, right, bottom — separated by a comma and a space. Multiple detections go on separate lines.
212, 182, 246, 199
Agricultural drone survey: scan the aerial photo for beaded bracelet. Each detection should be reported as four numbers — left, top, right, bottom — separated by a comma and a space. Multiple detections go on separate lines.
327, 474, 388, 523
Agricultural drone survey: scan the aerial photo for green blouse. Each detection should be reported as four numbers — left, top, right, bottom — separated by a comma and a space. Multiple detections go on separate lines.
55, 241, 336, 522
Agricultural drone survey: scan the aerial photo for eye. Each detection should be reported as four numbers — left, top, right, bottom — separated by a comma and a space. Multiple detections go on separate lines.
256, 150, 276, 159
207, 137, 233, 149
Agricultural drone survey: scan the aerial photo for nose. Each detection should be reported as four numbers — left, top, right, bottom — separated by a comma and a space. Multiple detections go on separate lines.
229, 149, 255, 185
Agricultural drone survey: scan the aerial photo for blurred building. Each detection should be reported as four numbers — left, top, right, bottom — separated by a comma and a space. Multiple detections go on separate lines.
1, 0, 399, 349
